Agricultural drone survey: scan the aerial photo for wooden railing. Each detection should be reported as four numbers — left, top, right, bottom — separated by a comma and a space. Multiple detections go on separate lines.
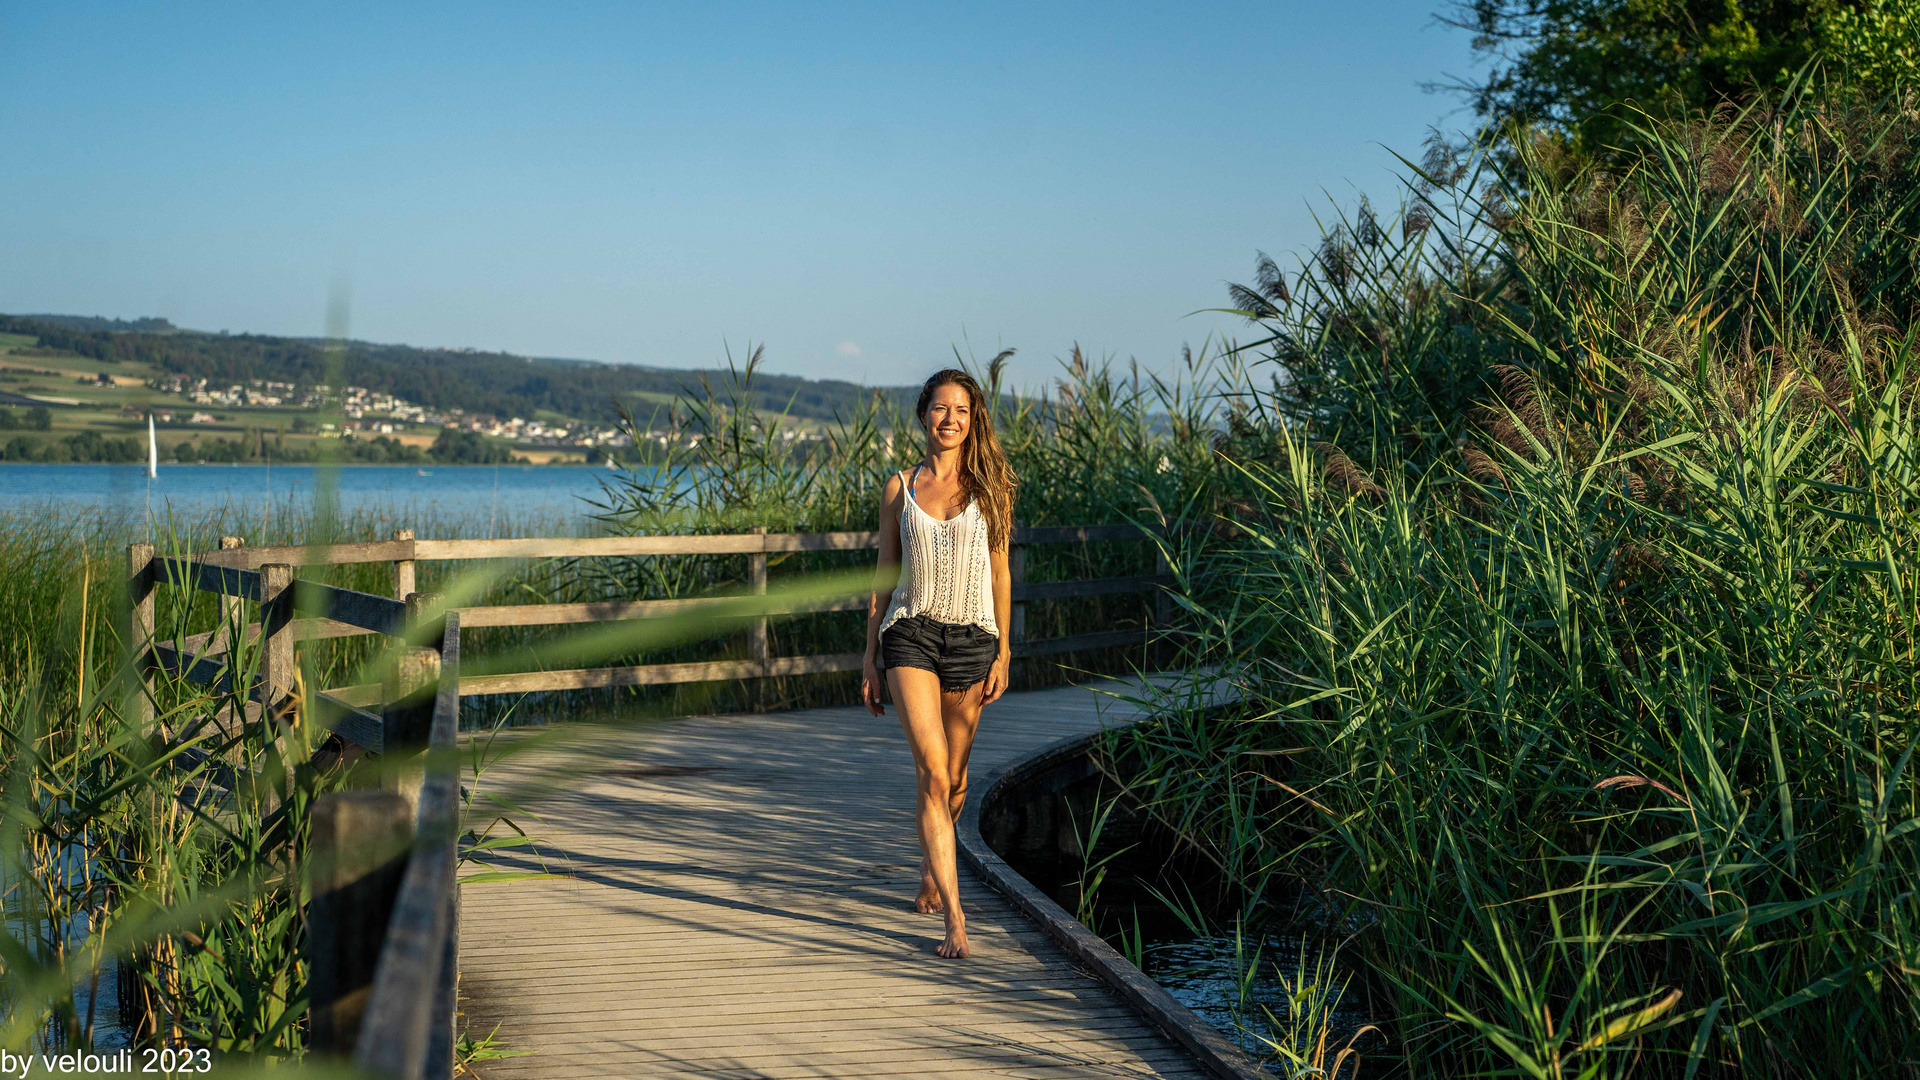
126, 523, 1164, 1078
181, 524, 1169, 706
127, 543, 463, 1078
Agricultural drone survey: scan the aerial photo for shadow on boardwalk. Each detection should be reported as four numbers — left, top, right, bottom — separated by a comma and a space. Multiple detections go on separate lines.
458, 679, 1208, 1079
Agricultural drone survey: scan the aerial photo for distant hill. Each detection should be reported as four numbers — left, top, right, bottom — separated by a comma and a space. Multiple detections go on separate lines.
0, 314, 917, 426
21, 314, 177, 334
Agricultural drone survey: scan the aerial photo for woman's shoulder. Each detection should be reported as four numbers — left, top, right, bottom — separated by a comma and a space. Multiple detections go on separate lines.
879, 469, 905, 504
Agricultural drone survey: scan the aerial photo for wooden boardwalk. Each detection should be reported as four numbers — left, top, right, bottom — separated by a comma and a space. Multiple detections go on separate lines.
458, 680, 1208, 1079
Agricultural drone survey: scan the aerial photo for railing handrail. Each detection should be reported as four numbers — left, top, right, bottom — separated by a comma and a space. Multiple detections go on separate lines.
158, 525, 1170, 705
187, 523, 1158, 569
355, 611, 462, 1078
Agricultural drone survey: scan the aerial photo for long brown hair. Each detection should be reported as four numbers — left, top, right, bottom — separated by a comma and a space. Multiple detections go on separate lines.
916, 368, 1018, 550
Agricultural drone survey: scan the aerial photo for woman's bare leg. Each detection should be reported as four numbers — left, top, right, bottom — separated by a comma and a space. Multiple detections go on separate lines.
915, 681, 986, 913
890, 666, 970, 958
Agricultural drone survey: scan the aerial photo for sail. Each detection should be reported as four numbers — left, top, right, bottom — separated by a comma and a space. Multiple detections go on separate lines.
147, 414, 158, 479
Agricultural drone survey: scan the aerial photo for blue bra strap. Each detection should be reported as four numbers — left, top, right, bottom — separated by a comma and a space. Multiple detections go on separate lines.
908, 463, 922, 499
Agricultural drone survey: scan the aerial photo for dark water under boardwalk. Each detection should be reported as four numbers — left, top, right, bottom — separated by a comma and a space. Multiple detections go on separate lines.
984, 753, 1387, 1072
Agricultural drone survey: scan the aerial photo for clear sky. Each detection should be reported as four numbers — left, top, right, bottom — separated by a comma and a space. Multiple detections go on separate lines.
1, 2, 1483, 389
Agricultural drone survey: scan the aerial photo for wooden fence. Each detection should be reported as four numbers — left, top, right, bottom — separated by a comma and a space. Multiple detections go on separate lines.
126, 523, 1164, 1078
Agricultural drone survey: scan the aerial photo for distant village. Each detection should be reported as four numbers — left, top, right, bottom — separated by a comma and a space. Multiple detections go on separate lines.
140, 374, 638, 450
136, 374, 827, 452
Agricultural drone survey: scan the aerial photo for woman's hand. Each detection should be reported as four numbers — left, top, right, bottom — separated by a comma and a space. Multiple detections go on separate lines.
982, 649, 1011, 705
861, 655, 886, 716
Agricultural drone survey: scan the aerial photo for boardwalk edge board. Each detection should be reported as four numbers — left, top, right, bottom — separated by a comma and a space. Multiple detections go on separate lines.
957, 728, 1276, 1080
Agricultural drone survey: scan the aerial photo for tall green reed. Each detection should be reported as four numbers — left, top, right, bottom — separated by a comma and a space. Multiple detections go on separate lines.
1116, 88, 1920, 1076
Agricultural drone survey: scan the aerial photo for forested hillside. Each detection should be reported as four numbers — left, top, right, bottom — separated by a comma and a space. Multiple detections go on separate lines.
0, 314, 914, 424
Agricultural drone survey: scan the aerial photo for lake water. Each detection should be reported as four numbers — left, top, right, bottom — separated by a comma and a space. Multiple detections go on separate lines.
0, 463, 625, 526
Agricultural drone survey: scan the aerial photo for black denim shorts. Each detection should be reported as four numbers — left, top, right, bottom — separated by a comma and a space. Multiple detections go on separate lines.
881, 614, 999, 693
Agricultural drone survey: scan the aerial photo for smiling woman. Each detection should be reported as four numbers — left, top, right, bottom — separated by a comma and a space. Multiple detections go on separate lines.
861, 367, 1018, 960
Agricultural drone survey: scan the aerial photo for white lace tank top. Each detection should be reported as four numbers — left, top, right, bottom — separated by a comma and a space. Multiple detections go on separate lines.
879, 467, 999, 638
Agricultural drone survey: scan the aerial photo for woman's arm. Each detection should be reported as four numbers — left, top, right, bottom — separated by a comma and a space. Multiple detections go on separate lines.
861, 473, 904, 716
982, 541, 1013, 705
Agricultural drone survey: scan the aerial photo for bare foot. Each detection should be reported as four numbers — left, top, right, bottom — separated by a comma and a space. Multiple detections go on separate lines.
913, 857, 944, 914
935, 914, 969, 959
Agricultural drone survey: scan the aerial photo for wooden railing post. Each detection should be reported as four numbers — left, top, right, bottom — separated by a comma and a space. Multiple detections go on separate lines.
217, 536, 244, 653
308, 789, 412, 1056
383, 593, 441, 813
1008, 539, 1027, 651
392, 529, 416, 601
260, 563, 295, 713
748, 527, 769, 708
1153, 541, 1173, 669
127, 543, 155, 727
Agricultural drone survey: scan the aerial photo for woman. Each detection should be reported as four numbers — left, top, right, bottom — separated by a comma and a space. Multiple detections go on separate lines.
862, 368, 1017, 960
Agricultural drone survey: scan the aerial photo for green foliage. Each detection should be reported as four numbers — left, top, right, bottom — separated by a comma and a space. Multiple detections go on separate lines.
1120, 93, 1920, 1074
0, 430, 145, 463
1444, 0, 1838, 151
1232, 91, 1920, 472
0, 523, 340, 1055
428, 428, 519, 465
1824, 0, 1920, 94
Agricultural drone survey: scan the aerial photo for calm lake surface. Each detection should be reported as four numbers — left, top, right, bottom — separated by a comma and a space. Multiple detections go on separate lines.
0, 463, 624, 525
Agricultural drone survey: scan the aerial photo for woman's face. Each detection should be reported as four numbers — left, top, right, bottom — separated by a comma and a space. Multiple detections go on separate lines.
921, 383, 972, 454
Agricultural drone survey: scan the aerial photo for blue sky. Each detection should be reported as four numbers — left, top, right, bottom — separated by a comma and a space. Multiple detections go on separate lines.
1, 2, 1483, 388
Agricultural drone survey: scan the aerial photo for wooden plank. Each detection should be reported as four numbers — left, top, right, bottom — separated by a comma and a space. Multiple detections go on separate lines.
356, 613, 462, 1079
194, 539, 416, 569
171, 617, 374, 660
455, 594, 865, 629
260, 564, 295, 711
455, 652, 866, 696
766, 652, 864, 676
127, 544, 155, 727
217, 538, 246, 659
458, 659, 757, 695
158, 557, 261, 601
1013, 629, 1146, 657
1014, 574, 1168, 601
183, 525, 1148, 571
762, 530, 880, 552
327, 683, 383, 708
316, 691, 385, 753
382, 594, 442, 752
414, 535, 767, 560
308, 790, 412, 1053
298, 616, 383, 642
1015, 524, 1152, 545
294, 580, 407, 636
392, 528, 416, 600
151, 641, 249, 696
1009, 543, 1027, 645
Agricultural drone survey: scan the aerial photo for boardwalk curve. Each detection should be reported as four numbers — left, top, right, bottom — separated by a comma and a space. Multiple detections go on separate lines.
459, 680, 1209, 1079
